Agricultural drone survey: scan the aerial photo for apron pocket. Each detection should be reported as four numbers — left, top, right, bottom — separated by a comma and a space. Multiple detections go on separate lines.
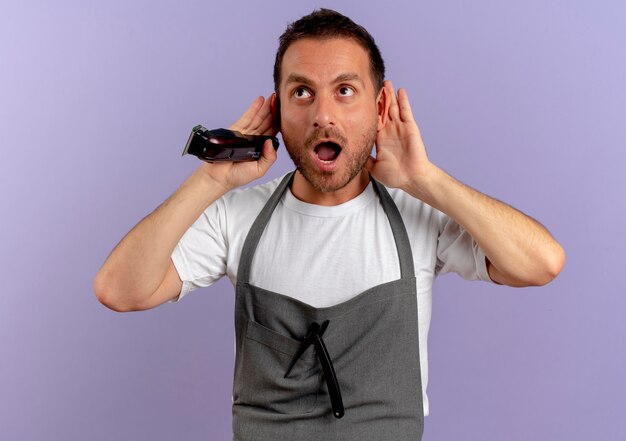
239, 319, 321, 415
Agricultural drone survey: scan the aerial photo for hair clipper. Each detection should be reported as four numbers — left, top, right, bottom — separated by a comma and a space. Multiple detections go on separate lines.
182, 126, 279, 162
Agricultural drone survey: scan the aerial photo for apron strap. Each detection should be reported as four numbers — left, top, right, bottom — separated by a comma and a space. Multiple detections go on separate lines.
238, 171, 295, 284
371, 178, 416, 279
237, 171, 415, 283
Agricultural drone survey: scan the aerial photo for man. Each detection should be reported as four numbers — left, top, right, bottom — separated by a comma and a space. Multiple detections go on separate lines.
94, 9, 565, 440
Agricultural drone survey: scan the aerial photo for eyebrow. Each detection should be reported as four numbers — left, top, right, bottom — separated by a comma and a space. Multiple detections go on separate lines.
285, 72, 365, 88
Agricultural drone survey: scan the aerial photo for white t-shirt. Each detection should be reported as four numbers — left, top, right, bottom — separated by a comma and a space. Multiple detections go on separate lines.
171, 172, 492, 416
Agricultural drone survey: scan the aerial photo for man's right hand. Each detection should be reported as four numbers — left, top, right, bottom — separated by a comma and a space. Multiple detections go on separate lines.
199, 95, 279, 192
94, 95, 280, 312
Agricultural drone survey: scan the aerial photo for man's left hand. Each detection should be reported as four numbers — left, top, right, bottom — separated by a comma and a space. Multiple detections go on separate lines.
366, 80, 433, 195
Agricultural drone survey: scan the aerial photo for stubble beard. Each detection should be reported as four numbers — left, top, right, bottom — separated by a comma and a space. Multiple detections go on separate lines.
282, 124, 378, 193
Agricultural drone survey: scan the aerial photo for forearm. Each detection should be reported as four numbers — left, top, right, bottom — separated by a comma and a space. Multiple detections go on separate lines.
94, 95, 278, 310
405, 165, 565, 286
94, 168, 228, 307
370, 82, 564, 286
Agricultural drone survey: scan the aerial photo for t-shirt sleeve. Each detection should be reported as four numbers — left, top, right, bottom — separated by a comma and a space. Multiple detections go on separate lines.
169, 197, 229, 302
435, 213, 492, 282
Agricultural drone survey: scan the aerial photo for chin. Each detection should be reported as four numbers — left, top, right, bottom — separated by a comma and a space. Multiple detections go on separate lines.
298, 165, 366, 194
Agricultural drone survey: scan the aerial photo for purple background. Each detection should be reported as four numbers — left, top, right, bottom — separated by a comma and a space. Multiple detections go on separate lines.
1, 0, 625, 440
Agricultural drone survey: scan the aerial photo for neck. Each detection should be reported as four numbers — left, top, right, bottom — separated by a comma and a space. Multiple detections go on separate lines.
290, 170, 371, 206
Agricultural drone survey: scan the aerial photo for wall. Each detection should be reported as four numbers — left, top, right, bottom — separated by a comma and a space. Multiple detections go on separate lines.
1, 0, 624, 440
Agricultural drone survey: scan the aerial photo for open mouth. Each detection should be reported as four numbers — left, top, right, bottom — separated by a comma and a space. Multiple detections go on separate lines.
314, 142, 342, 163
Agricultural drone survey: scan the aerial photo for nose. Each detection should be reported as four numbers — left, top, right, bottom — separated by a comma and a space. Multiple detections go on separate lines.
312, 94, 336, 128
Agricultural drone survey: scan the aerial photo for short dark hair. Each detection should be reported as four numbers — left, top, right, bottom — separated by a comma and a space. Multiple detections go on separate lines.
273, 9, 385, 95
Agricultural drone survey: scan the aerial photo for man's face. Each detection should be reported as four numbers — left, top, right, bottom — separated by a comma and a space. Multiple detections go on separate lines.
278, 38, 382, 194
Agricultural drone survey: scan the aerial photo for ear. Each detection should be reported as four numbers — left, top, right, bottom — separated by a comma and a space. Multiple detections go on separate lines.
270, 93, 281, 132
376, 84, 390, 131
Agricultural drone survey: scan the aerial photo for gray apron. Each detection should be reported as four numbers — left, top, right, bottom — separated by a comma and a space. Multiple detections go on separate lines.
233, 172, 424, 441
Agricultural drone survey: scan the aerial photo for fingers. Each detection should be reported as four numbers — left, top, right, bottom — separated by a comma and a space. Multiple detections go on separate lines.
397, 88, 415, 123
385, 80, 400, 122
384, 80, 415, 124
230, 95, 277, 134
247, 95, 273, 133
256, 108, 275, 135
257, 138, 278, 174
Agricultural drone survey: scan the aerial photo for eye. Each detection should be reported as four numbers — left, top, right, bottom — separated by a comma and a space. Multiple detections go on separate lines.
293, 87, 312, 99
338, 86, 355, 97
